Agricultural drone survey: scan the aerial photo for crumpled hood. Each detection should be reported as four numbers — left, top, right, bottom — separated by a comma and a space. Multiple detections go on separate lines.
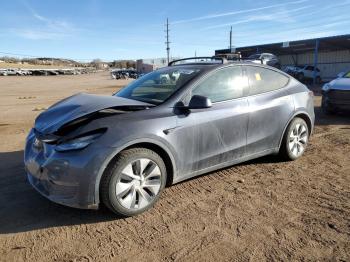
328, 78, 350, 91
35, 93, 153, 134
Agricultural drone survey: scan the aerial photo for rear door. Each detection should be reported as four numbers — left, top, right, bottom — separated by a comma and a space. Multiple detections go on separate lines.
173, 66, 250, 176
244, 65, 293, 155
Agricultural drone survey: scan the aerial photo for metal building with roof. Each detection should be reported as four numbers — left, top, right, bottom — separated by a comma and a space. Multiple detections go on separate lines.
215, 34, 350, 82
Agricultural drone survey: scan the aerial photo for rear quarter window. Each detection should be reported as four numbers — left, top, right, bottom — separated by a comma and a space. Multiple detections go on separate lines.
245, 66, 289, 96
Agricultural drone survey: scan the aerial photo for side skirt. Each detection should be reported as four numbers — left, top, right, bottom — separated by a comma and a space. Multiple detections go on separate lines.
173, 148, 278, 184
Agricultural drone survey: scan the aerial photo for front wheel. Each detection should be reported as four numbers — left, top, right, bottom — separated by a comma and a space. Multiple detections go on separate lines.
100, 148, 167, 216
280, 118, 309, 161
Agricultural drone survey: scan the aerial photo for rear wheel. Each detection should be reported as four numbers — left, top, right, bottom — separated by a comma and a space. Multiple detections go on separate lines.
280, 118, 309, 160
100, 148, 167, 216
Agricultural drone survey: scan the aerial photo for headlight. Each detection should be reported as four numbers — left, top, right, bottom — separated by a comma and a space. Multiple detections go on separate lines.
322, 84, 330, 92
55, 129, 106, 152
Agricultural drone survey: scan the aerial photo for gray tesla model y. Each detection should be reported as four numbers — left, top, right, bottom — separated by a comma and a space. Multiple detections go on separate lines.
25, 57, 315, 216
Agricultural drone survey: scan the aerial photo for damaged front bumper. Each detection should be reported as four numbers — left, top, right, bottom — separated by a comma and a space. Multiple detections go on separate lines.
24, 129, 113, 209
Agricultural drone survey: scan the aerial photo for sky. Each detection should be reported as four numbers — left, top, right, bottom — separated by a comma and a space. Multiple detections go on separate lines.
0, 0, 349, 61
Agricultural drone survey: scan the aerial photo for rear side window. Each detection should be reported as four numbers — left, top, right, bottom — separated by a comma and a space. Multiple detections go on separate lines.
192, 66, 248, 103
245, 66, 289, 96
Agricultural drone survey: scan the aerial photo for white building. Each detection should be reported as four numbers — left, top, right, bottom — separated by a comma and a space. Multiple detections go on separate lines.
136, 57, 181, 73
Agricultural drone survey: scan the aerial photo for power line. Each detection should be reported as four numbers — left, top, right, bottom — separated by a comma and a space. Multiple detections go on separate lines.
229, 26, 233, 52
165, 18, 171, 64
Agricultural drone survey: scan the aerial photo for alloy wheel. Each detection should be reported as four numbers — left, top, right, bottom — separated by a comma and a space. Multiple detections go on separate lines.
115, 158, 162, 210
288, 123, 308, 157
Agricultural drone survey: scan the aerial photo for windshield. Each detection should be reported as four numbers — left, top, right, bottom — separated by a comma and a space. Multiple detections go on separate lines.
343, 71, 350, 78
115, 67, 202, 105
248, 54, 261, 59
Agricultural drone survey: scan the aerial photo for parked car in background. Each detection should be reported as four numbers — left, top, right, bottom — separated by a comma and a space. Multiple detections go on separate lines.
4, 69, 18, 76
25, 57, 314, 217
0, 68, 31, 76
111, 69, 139, 80
321, 70, 350, 114
247, 53, 281, 69
17, 69, 31, 75
284, 65, 321, 83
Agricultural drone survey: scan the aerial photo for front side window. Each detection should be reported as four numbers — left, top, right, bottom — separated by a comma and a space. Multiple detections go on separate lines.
116, 67, 202, 105
245, 66, 289, 96
344, 71, 350, 78
191, 66, 248, 103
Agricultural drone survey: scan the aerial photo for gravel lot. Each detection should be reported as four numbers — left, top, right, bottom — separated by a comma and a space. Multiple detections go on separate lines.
0, 72, 349, 261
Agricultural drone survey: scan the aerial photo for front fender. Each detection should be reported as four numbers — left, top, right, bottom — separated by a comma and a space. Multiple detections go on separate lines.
93, 136, 178, 206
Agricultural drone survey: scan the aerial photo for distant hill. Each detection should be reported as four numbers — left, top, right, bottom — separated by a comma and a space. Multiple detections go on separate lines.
0, 56, 89, 68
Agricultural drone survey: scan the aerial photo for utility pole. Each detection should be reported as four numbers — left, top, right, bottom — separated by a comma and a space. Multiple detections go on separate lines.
165, 18, 170, 64
229, 26, 233, 53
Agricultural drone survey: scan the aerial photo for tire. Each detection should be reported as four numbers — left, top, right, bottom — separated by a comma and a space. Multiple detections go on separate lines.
280, 118, 309, 161
100, 148, 167, 217
321, 96, 336, 115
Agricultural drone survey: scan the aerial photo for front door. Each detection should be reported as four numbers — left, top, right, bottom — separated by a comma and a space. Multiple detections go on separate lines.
172, 66, 250, 178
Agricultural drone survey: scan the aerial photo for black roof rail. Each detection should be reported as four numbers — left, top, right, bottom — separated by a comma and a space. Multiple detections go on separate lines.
168, 56, 227, 66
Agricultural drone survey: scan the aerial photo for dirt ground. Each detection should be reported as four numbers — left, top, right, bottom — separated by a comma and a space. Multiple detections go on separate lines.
0, 72, 349, 262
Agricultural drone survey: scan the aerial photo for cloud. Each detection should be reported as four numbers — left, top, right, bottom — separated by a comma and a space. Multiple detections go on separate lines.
12, 29, 69, 40
15, 1, 75, 40
173, 0, 308, 24
201, 5, 312, 30
233, 21, 344, 45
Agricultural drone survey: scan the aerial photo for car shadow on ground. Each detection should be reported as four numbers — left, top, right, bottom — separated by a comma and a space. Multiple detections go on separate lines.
0, 150, 288, 235
0, 150, 119, 235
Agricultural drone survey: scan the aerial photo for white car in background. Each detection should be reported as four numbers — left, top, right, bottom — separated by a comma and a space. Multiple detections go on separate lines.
7, 69, 20, 75
247, 53, 281, 69
284, 65, 321, 83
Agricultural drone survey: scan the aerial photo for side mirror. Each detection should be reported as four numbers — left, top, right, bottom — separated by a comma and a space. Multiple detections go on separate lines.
188, 95, 212, 109
337, 72, 345, 78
